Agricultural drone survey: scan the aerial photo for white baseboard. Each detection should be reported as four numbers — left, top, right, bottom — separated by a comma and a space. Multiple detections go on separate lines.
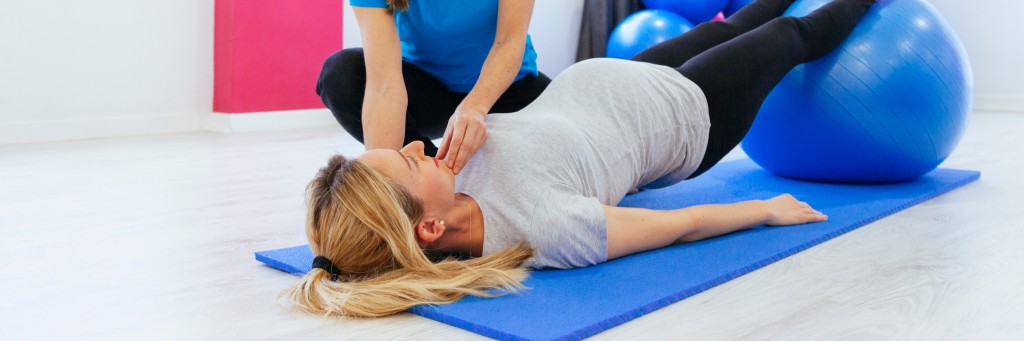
0, 109, 339, 146
3, 94, 1016, 147
0, 113, 202, 146
203, 109, 337, 133
974, 94, 1024, 113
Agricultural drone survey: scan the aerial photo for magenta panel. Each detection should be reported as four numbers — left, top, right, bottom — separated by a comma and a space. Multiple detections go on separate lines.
215, 0, 343, 113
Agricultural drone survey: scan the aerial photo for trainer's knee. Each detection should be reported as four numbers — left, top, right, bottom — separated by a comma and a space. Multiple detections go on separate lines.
317, 48, 366, 97
317, 48, 368, 141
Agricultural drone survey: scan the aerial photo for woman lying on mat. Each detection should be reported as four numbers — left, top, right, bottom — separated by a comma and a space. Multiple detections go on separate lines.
285, 0, 874, 317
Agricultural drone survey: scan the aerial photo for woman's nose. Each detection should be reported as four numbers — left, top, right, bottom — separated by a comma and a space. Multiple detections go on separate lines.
401, 140, 425, 156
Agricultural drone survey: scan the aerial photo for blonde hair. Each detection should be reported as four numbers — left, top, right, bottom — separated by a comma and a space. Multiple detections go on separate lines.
281, 155, 533, 317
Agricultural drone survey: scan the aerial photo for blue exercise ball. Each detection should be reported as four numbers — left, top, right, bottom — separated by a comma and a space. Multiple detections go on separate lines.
643, 0, 729, 23
607, 10, 694, 59
741, 0, 973, 183
724, 0, 754, 17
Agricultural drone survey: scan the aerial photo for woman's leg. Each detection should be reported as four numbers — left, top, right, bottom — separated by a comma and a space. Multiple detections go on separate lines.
630, 0, 796, 67
317, 48, 550, 156
681, 0, 875, 178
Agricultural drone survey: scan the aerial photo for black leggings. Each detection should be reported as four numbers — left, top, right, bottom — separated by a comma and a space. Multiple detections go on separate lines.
631, 0, 874, 178
316, 49, 551, 157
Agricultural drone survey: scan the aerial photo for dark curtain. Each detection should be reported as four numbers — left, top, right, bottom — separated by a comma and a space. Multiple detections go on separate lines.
575, 0, 646, 61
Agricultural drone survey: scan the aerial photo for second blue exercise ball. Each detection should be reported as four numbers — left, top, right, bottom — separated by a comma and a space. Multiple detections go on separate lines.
741, 0, 973, 183
643, 0, 729, 23
607, 10, 694, 59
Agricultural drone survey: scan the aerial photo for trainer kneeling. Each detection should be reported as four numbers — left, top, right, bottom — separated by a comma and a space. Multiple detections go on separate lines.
317, 0, 549, 174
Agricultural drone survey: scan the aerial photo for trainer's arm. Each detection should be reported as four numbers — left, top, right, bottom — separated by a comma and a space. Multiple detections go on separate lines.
437, 0, 535, 171
605, 194, 828, 259
460, 0, 533, 116
354, 6, 407, 151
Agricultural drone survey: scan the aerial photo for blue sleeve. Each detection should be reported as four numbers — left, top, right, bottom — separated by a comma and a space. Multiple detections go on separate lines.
350, 0, 388, 8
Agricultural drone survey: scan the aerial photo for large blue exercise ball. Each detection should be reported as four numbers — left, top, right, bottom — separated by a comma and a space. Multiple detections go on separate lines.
724, 0, 754, 17
741, 0, 973, 183
607, 10, 694, 59
644, 0, 729, 23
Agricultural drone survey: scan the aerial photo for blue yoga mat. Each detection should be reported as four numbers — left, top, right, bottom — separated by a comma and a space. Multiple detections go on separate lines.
256, 159, 979, 340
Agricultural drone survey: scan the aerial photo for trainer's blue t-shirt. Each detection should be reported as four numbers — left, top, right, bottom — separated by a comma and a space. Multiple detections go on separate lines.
351, 0, 539, 93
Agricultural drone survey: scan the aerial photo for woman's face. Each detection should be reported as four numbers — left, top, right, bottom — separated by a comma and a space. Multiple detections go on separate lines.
358, 141, 457, 214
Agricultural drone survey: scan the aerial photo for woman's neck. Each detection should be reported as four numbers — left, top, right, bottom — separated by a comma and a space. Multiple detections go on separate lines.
435, 194, 485, 257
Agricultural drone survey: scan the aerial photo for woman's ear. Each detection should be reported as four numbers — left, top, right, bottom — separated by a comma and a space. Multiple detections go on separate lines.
415, 219, 446, 244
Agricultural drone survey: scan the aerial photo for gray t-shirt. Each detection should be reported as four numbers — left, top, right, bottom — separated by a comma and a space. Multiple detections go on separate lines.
454, 58, 710, 269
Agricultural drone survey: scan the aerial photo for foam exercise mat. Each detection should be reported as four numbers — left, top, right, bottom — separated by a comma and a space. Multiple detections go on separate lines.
256, 159, 979, 340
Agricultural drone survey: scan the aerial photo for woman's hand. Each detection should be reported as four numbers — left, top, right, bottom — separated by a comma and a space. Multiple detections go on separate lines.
437, 106, 488, 174
763, 194, 828, 226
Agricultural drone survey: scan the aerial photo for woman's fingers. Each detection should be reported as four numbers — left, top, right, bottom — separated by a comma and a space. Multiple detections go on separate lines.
810, 211, 828, 222
802, 205, 827, 222
768, 193, 828, 226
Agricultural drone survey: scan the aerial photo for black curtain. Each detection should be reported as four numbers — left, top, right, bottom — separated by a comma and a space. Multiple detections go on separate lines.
576, 0, 646, 61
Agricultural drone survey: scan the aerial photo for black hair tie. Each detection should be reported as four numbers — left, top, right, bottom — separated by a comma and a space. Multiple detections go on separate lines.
312, 256, 341, 280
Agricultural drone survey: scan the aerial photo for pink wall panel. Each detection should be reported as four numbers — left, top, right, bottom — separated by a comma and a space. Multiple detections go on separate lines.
215, 0, 343, 113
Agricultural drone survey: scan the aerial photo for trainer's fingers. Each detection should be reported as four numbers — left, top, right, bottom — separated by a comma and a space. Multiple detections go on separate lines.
447, 121, 467, 168
454, 129, 483, 174
437, 122, 455, 160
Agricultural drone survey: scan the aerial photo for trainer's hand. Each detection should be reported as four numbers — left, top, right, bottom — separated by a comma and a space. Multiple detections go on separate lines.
437, 106, 488, 174
763, 194, 828, 226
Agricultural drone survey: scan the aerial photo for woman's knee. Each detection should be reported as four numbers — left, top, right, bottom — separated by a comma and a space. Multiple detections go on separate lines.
765, 16, 811, 39
692, 20, 740, 39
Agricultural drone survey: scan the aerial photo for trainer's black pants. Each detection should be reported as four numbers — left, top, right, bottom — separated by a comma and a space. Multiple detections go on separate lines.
631, 0, 874, 178
316, 49, 551, 156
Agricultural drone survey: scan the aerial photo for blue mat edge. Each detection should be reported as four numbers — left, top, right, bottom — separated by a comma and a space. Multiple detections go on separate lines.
254, 170, 981, 341
255, 252, 306, 275
412, 170, 981, 341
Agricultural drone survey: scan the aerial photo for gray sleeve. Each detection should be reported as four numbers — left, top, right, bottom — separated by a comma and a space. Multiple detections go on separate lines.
525, 184, 609, 269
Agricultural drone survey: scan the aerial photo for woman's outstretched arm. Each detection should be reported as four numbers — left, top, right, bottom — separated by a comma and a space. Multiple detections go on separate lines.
604, 194, 828, 260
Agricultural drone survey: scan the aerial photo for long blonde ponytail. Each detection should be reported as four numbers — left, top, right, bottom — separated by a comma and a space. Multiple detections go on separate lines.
281, 155, 533, 317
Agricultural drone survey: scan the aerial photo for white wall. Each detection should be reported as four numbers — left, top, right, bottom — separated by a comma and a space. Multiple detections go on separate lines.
0, 0, 213, 145
0, 0, 1020, 146
928, 0, 1024, 112
527, 1, 586, 77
